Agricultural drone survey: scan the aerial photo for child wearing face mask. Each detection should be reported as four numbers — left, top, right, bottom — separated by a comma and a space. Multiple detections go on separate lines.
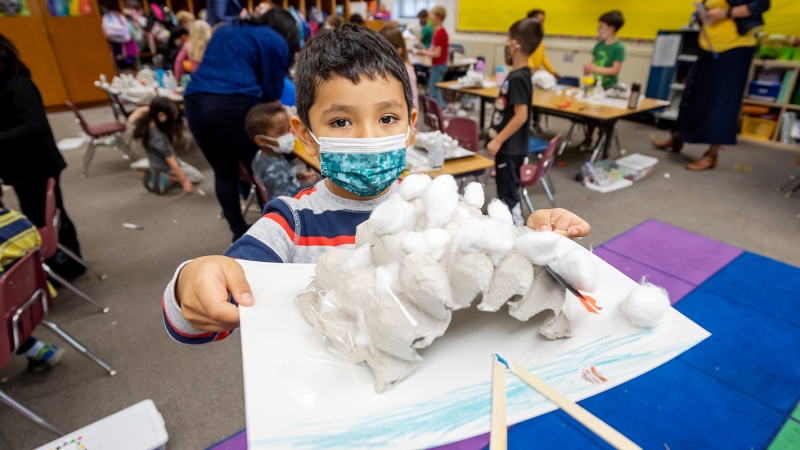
160, 24, 592, 344
132, 98, 203, 195
246, 103, 319, 202
487, 18, 544, 226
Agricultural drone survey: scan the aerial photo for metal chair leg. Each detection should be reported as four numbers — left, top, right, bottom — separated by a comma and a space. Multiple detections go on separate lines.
41, 320, 116, 376
56, 243, 107, 281
613, 128, 623, 156
81, 142, 98, 178
241, 185, 257, 216
540, 178, 557, 208
0, 389, 64, 436
43, 264, 109, 313
114, 132, 135, 160
545, 172, 556, 195
521, 187, 535, 216
558, 122, 577, 156
589, 132, 608, 165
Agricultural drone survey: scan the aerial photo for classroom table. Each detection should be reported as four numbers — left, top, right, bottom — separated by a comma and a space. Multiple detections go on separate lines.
436, 80, 669, 162
292, 146, 495, 179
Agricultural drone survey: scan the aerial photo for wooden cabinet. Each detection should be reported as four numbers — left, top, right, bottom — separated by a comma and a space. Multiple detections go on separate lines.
1, 0, 116, 107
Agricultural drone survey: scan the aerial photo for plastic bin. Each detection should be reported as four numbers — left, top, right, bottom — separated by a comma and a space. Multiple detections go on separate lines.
615, 153, 658, 181
748, 80, 781, 102
34, 400, 168, 450
741, 116, 777, 140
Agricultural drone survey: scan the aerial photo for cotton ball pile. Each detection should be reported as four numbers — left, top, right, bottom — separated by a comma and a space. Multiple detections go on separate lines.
516, 231, 561, 266
422, 175, 460, 228
548, 248, 597, 293
368, 193, 405, 235
399, 174, 431, 201
462, 182, 485, 209
620, 282, 670, 328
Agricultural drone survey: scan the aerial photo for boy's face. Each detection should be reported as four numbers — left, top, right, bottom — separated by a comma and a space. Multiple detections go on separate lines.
432, 14, 442, 26
255, 111, 291, 149
291, 75, 417, 158
534, 13, 544, 24
598, 22, 613, 39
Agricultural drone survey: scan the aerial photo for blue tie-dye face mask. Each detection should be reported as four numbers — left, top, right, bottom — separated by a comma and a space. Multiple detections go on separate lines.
310, 128, 410, 197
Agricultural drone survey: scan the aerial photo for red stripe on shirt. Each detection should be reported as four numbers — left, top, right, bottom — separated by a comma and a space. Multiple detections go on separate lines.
294, 186, 317, 199
296, 234, 356, 246
213, 330, 232, 341
263, 212, 295, 239
162, 295, 214, 338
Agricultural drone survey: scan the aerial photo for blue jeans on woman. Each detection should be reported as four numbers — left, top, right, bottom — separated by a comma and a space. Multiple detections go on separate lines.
428, 63, 448, 108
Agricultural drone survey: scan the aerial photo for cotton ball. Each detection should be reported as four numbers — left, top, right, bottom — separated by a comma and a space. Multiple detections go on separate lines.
368, 193, 405, 235
549, 248, 597, 292
374, 262, 402, 296
422, 175, 459, 228
402, 231, 429, 254
621, 283, 670, 328
515, 231, 562, 266
487, 199, 513, 224
462, 182, 485, 209
457, 206, 472, 221
402, 201, 421, 230
340, 245, 372, 273
398, 173, 432, 201
452, 218, 486, 255
424, 228, 451, 261
478, 219, 516, 265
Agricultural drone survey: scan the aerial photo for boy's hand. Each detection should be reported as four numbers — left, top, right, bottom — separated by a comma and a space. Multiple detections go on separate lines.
486, 139, 501, 156
181, 179, 194, 196
527, 208, 591, 238
176, 256, 254, 331
583, 63, 595, 75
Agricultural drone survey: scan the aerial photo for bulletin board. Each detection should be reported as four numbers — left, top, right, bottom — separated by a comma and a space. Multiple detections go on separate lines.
457, 0, 800, 39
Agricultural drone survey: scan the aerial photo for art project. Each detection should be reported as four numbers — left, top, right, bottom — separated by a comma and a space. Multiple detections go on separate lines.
239, 175, 710, 449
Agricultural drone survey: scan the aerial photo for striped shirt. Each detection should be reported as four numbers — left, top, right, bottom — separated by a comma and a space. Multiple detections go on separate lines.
0, 208, 42, 275
162, 180, 400, 344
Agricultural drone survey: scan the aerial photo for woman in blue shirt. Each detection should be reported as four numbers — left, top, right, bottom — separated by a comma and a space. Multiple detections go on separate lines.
184, 8, 299, 241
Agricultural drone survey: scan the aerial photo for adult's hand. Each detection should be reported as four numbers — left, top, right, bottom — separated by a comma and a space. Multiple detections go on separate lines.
527, 208, 591, 238
704, 7, 727, 24
176, 256, 254, 331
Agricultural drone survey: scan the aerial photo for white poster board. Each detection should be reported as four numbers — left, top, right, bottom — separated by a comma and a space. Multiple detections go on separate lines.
239, 254, 709, 449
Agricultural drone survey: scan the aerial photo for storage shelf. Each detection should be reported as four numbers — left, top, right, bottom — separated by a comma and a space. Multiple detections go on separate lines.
743, 98, 782, 108
753, 59, 800, 69
786, 104, 800, 111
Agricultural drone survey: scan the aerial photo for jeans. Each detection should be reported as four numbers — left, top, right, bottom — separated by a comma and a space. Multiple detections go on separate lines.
184, 93, 260, 241
428, 63, 448, 108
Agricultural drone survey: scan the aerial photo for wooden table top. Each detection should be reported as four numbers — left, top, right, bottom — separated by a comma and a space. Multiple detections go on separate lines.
293, 147, 494, 179
436, 80, 668, 120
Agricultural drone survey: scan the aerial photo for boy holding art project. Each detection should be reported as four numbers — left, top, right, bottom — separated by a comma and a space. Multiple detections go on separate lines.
161, 24, 591, 343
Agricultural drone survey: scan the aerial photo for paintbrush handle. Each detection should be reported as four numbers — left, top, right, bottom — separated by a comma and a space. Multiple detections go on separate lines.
490, 358, 507, 450
510, 362, 641, 450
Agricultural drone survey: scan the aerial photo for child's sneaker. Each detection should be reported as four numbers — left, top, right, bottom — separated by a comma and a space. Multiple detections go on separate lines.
27, 343, 65, 373
143, 169, 171, 195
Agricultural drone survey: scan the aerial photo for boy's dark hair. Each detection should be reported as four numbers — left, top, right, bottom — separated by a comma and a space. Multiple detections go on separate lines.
599, 10, 624, 32
245, 103, 287, 140
418, 9, 428, 20
133, 97, 182, 146
248, 7, 301, 66
509, 18, 544, 56
294, 23, 413, 130
527, 8, 544, 18
349, 13, 364, 25
326, 14, 344, 28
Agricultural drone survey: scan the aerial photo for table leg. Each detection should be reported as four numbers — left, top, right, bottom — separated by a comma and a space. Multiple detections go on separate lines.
589, 132, 608, 164
479, 97, 487, 132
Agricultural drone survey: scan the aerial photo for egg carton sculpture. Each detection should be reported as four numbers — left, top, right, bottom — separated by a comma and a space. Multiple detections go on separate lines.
296, 174, 667, 393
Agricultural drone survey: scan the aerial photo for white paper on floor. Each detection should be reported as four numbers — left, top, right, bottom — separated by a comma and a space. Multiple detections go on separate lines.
57, 135, 89, 151
239, 256, 709, 450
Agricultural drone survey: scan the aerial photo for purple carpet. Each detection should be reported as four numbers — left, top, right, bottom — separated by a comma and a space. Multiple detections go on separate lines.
208, 219, 744, 450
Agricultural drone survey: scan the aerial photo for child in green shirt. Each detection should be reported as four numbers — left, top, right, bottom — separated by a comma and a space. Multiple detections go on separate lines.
418, 10, 434, 48
583, 10, 625, 89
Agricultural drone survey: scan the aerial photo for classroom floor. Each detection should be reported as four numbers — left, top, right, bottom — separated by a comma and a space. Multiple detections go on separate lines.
0, 105, 799, 449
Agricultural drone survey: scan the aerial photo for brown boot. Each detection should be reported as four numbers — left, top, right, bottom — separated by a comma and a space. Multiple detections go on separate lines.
652, 133, 683, 152
686, 151, 717, 171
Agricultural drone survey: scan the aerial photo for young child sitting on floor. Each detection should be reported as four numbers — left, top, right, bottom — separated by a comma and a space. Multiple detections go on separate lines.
160, 24, 592, 343
132, 98, 203, 195
245, 103, 320, 202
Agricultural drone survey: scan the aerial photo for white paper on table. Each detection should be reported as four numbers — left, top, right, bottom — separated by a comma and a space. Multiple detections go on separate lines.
652, 35, 682, 67
239, 249, 709, 450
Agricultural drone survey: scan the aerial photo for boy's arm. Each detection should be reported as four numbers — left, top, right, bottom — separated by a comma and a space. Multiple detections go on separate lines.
486, 104, 528, 156
162, 200, 298, 343
590, 61, 622, 77
165, 155, 194, 195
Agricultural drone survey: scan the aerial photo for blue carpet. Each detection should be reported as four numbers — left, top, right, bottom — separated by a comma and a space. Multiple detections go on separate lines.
491, 252, 800, 449
699, 252, 800, 328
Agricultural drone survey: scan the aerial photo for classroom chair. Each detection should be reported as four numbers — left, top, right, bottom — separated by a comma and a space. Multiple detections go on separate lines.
422, 95, 447, 132
445, 117, 480, 152
529, 136, 549, 154
0, 251, 116, 435
519, 134, 560, 214
66, 101, 136, 178
39, 178, 109, 314
239, 162, 267, 216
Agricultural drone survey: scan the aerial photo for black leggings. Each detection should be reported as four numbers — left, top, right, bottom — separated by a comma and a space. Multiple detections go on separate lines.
13, 175, 81, 257
184, 93, 261, 241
